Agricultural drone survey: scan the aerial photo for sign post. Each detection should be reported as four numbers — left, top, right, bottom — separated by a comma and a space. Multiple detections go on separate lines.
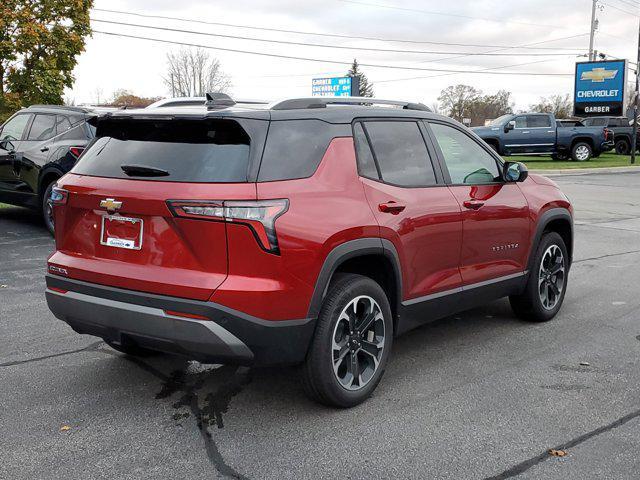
574, 60, 627, 117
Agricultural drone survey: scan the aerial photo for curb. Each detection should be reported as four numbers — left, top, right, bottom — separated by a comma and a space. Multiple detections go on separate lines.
531, 166, 640, 176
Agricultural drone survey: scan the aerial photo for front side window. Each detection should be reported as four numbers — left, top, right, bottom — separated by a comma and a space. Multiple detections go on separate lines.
27, 114, 57, 141
362, 121, 436, 187
1, 114, 31, 142
430, 123, 501, 185
514, 116, 527, 128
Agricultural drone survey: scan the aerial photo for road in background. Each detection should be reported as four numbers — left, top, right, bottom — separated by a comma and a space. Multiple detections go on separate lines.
2, 172, 640, 479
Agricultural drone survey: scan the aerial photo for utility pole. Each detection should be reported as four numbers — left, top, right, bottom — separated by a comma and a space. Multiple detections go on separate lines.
589, 0, 598, 61
631, 18, 640, 165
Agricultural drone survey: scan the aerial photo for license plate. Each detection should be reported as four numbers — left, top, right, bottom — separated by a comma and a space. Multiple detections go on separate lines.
100, 215, 143, 250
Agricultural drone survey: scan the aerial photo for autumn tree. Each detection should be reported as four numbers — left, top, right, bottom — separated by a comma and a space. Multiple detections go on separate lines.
437, 84, 481, 122
347, 59, 374, 97
164, 48, 231, 97
0, 0, 92, 122
529, 94, 573, 118
437, 85, 513, 125
107, 89, 161, 108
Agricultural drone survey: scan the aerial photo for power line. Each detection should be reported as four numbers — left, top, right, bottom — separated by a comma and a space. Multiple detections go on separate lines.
600, 0, 640, 17
339, 0, 564, 29
90, 18, 585, 57
374, 58, 567, 84
92, 7, 583, 50
92, 29, 574, 76
614, 0, 640, 9
417, 33, 589, 66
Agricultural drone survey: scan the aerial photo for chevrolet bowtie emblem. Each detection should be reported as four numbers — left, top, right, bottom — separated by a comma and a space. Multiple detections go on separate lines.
100, 198, 122, 214
581, 67, 618, 83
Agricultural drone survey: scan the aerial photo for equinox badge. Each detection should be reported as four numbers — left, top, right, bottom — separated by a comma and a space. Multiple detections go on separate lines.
100, 198, 123, 214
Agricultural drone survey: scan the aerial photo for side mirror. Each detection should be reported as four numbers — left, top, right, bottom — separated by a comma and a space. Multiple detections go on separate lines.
504, 161, 528, 182
0, 138, 15, 152
504, 120, 516, 133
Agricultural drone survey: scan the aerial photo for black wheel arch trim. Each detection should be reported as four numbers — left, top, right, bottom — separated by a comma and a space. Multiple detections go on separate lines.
307, 237, 403, 320
38, 166, 64, 197
527, 207, 573, 272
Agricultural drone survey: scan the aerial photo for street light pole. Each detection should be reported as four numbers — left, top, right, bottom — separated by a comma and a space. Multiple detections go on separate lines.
588, 0, 598, 61
631, 18, 639, 165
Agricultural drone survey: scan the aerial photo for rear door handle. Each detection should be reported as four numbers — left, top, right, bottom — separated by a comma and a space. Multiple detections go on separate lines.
463, 199, 485, 210
379, 201, 406, 214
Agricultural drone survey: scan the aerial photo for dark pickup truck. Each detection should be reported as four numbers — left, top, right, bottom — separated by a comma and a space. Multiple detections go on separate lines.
472, 112, 613, 161
581, 116, 639, 155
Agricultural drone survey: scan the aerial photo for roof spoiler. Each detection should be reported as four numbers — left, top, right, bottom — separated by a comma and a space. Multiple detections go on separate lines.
205, 92, 236, 110
271, 97, 431, 112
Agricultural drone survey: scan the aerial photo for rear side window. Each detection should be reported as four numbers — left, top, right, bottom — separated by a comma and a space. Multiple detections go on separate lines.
55, 115, 72, 135
72, 118, 254, 182
27, 114, 57, 141
363, 121, 437, 187
258, 120, 348, 182
527, 115, 552, 128
353, 123, 378, 179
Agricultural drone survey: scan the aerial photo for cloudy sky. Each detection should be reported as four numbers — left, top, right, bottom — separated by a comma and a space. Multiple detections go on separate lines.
68, 0, 638, 111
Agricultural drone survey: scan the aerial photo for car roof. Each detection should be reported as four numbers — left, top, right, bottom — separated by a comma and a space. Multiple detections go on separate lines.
97, 96, 443, 124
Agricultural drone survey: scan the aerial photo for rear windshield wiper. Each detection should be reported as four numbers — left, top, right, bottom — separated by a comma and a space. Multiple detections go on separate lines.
120, 164, 170, 177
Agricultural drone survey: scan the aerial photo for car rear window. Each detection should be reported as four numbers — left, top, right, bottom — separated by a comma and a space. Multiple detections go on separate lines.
257, 120, 350, 182
72, 118, 255, 182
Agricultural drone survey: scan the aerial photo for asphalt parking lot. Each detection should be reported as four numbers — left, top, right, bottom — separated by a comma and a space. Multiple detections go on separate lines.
2, 171, 640, 480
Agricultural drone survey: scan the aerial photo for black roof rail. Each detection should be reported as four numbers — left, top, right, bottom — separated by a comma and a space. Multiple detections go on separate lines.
205, 92, 236, 110
26, 104, 93, 113
270, 97, 431, 112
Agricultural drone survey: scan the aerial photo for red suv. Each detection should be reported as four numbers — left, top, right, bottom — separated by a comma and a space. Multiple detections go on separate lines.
45, 95, 573, 407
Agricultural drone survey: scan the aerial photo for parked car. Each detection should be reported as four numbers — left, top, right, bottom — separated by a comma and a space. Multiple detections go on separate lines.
45, 95, 573, 407
581, 116, 639, 155
472, 112, 613, 161
0, 105, 109, 233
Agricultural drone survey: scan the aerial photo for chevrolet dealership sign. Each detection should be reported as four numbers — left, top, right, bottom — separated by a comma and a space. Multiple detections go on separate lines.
574, 60, 627, 116
312, 76, 360, 97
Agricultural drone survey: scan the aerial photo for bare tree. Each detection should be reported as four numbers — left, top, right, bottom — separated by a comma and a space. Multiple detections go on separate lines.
164, 48, 231, 97
438, 84, 481, 122
529, 94, 573, 118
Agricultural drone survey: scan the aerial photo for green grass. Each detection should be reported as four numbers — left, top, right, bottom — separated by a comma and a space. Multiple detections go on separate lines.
0, 203, 10, 209
506, 152, 639, 170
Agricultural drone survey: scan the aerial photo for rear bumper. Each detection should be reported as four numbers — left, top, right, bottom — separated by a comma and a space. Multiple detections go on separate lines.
45, 275, 316, 366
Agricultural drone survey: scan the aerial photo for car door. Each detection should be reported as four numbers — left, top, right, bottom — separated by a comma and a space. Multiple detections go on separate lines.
526, 115, 556, 153
354, 119, 464, 304
426, 121, 530, 287
502, 115, 529, 154
0, 113, 32, 196
16, 113, 58, 195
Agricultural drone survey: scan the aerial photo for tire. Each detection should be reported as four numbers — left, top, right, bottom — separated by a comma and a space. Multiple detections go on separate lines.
105, 340, 159, 357
41, 180, 57, 236
615, 138, 631, 155
302, 273, 393, 408
551, 152, 568, 161
509, 231, 569, 322
571, 142, 592, 161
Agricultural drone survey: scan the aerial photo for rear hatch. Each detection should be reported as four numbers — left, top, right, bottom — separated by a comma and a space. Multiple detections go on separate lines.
50, 115, 266, 300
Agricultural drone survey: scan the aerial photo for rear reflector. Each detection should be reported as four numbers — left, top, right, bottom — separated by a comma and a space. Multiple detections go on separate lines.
49, 287, 68, 294
167, 199, 289, 254
164, 310, 210, 321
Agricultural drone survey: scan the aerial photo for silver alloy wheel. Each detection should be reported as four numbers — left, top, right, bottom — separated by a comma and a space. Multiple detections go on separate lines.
574, 145, 590, 161
331, 295, 385, 391
538, 245, 565, 310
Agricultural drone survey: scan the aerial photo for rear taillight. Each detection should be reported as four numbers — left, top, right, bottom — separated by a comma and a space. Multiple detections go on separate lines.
604, 128, 613, 140
50, 186, 69, 205
167, 199, 289, 254
69, 146, 85, 158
